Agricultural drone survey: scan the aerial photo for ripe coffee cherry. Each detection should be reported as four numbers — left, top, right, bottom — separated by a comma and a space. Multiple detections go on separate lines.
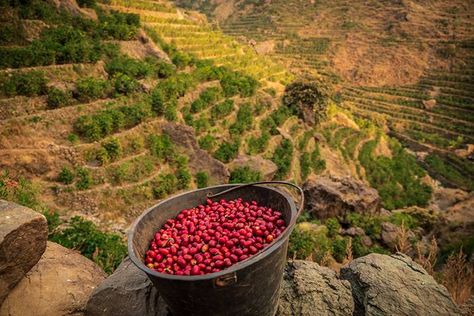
145, 198, 287, 275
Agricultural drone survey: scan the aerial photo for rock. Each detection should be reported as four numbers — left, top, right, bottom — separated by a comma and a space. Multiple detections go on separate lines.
422, 99, 437, 109
277, 260, 354, 315
381, 221, 415, 251
85, 257, 168, 316
460, 295, 474, 316
303, 176, 380, 219
341, 253, 460, 316
0, 242, 106, 316
341, 226, 365, 237
228, 155, 278, 180
0, 200, 48, 304
162, 122, 229, 184
361, 235, 373, 247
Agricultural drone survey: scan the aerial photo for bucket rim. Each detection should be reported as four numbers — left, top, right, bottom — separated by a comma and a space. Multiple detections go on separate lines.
128, 183, 298, 281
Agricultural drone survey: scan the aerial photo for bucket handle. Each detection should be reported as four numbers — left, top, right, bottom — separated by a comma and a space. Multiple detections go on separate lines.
206, 181, 304, 219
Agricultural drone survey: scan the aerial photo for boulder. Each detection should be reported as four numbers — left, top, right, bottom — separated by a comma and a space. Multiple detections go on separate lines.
228, 155, 278, 180
0, 200, 48, 304
341, 253, 460, 316
277, 260, 354, 315
85, 257, 168, 316
162, 122, 229, 184
303, 176, 380, 219
341, 226, 365, 237
0, 242, 106, 316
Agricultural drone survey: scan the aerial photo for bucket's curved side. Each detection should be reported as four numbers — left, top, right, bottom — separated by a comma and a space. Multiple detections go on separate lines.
128, 184, 298, 316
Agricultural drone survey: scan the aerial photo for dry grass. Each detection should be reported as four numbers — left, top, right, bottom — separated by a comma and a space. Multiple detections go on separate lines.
415, 237, 438, 276
395, 220, 412, 254
440, 249, 474, 306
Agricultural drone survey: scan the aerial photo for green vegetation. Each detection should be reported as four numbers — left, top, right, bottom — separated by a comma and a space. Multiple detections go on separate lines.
47, 88, 73, 109
229, 166, 261, 184
229, 103, 253, 135
283, 80, 329, 125
147, 134, 175, 162
152, 173, 178, 198
214, 141, 239, 163
49, 216, 127, 274
247, 131, 270, 155
425, 154, 474, 191
196, 171, 209, 188
272, 139, 293, 179
300, 152, 311, 180
190, 87, 222, 113
76, 167, 93, 190
359, 137, 432, 210
198, 134, 216, 151
0, 71, 47, 97
210, 99, 234, 120
220, 71, 258, 97
98, 11, 140, 40
75, 77, 110, 102
58, 167, 75, 185
74, 102, 152, 141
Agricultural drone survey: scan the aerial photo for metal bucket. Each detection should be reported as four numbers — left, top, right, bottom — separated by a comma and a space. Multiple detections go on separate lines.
128, 182, 303, 316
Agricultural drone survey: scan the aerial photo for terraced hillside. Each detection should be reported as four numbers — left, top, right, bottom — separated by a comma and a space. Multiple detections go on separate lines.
340, 40, 474, 190
175, 0, 474, 192
0, 0, 440, 233
0, 0, 318, 229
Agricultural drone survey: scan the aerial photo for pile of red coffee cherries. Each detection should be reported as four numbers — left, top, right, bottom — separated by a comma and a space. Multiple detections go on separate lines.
145, 198, 286, 275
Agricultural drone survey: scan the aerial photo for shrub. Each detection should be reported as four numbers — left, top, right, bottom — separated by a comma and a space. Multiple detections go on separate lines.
210, 99, 234, 120
229, 103, 253, 135
214, 141, 239, 163
288, 225, 331, 262
175, 156, 191, 190
75, 77, 110, 102
332, 237, 348, 263
300, 152, 311, 181
105, 56, 152, 79
40, 25, 102, 64
95, 147, 110, 165
359, 137, 432, 210
99, 11, 140, 40
74, 102, 151, 141
102, 137, 122, 161
1, 71, 47, 97
198, 134, 216, 151
326, 218, 341, 237
164, 103, 178, 121
196, 171, 209, 188
272, 139, 293, 179
151, 88, 166, 115
389, 212, 419, 229
229, 166, 261, 184
76, 167, 92, 190
47, 88, 72, 109
282, 80, 330, 126
220, 71, 258, 97
58, 167, 75, 185
0, 171, 41, 210
49, 216, 127, 274
147, 134, 174, 161
152, 173, 178, 198
113, 73, 139, 95
171, 51, 193, 69
311, 146, 326, 173
190, 87, 221, 113
155, 61, 176, 78
192, 116, 210, 134
247, 131, 270, 155
345, 213, 384, 239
